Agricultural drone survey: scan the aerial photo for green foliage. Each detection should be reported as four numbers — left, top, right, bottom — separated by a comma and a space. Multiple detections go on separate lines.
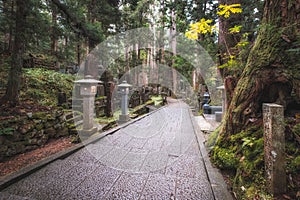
212, 146, 238, 170
207, 125, 221, 149
292, 123, 300, 137
0, 128, 14, 136
20, 68, 74, 106
289, 155, 300, 173
151, 95, 163, 106
212, 126, 267, 199
172, 56, 194, 84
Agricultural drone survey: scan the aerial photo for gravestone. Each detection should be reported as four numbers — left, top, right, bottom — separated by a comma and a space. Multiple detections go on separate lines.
57, 92, 67, 106
105, 81, 114, 117
263, 103, 286, 196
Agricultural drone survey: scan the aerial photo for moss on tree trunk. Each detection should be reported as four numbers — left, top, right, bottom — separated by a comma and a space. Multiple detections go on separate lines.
218, 0, 300, 138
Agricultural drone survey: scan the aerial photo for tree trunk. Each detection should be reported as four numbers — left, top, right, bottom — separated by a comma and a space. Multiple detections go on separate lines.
50, 2, 58, 55
2, 0, 15, 53
218, 0, 241, 106
170, 0, 177, 95
1, 0, 29, 106
219, 0, 300, 137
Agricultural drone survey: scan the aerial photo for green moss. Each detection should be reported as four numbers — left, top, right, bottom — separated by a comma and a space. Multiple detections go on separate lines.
150, 95, 163, 106
212, 126, 267, 199
292, 123, 300, 136
207, 125, 221, 149
289, 155, 300, 173
32, 112, 48, 120
0, 128, 14, 136
20, 68, 74, 106
212, 146, 238, 170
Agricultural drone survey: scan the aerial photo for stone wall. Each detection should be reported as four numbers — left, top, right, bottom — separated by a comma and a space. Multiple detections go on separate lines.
0, 109, 69, 161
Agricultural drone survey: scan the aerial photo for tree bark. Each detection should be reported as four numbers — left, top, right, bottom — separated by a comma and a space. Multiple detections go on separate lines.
50, 2, 58, 55
218, 0, 242, 106
219, 0, 300, 137
1, 0, 29, 106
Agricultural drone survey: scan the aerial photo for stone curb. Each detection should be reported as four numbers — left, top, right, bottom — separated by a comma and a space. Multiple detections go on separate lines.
189, 109, 234, 200
0, 104, 167, 191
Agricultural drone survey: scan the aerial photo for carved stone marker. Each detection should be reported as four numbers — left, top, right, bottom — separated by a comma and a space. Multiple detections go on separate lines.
263, 103, 286, 196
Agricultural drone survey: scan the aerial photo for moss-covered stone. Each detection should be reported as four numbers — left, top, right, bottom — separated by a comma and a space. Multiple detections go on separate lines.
32, 112, 48, 120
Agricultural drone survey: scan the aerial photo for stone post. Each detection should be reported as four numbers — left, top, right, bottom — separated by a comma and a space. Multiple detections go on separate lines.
263, 103, 286, 196
118, 81, 132, 123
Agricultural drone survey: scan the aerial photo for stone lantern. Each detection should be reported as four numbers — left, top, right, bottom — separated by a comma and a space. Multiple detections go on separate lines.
75, 75, 102, 135
203, 92, 211, 114
118, 80, 132, 123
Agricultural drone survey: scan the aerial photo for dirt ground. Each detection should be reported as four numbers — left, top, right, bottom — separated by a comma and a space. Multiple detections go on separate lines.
0, 136, 75, 178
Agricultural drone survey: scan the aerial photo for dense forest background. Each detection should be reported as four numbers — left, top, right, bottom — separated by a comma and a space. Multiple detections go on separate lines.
0, 0, 299, 199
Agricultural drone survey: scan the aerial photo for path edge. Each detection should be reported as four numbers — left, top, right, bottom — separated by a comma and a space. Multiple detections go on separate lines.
189, 109, 234, 200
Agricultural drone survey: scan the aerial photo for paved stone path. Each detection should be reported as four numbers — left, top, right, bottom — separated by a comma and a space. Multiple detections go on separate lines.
0, 100, 222, 200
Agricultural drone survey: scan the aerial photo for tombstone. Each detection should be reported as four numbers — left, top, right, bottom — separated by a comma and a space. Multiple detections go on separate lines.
217, 85, 226, 113
105, 81, 114, 117
263, 103, 286, 196
97, 84, 105, 97
57, 92, 67, 106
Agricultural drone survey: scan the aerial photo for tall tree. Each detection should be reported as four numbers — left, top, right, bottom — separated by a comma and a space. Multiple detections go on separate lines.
0, 0, 15, 53
218, 0, 300, 141
1, 0, 30, 106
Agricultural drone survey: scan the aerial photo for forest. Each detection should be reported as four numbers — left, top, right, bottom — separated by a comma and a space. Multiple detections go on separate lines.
0, 0, 300, 199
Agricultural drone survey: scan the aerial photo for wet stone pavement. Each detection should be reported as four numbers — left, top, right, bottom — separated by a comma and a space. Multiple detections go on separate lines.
0, 100, 215, 200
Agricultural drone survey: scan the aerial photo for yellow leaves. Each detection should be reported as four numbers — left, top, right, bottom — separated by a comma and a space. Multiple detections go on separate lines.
229, 25, 242, 33
218, 55, 238, 69
185, 18, 216, 40
237, 41, 249, 47
185, 30, 198, 40
217, 4, 242, 18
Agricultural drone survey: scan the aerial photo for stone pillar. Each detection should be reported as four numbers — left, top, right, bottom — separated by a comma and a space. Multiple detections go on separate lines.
263, 103, 286, 196
118, 81, 132, 123
82, 96, 94, 130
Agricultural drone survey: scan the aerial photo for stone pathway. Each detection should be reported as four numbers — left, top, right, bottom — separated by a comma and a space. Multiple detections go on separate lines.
0, 99, 228, 200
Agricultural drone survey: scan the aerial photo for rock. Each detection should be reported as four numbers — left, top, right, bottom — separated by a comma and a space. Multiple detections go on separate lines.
44, 121, 56, 129
69, 128, 78, 135
0, 136, 5, 145
25, 145, 38, 151
32, 112, 48, 120
54, 123, 62, 130
19, 123, 34, 134
37, 135, 48, 146
0, 145, 8, 154
12, 142, 26, 154
35, 123, 44, 131
28, 138, 38, 145
45, 127, 56, 137
57, 127, 69, 137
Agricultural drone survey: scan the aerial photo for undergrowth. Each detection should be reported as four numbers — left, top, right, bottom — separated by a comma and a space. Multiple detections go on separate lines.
20, 68, 74, 106
210, 121, 300, 199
